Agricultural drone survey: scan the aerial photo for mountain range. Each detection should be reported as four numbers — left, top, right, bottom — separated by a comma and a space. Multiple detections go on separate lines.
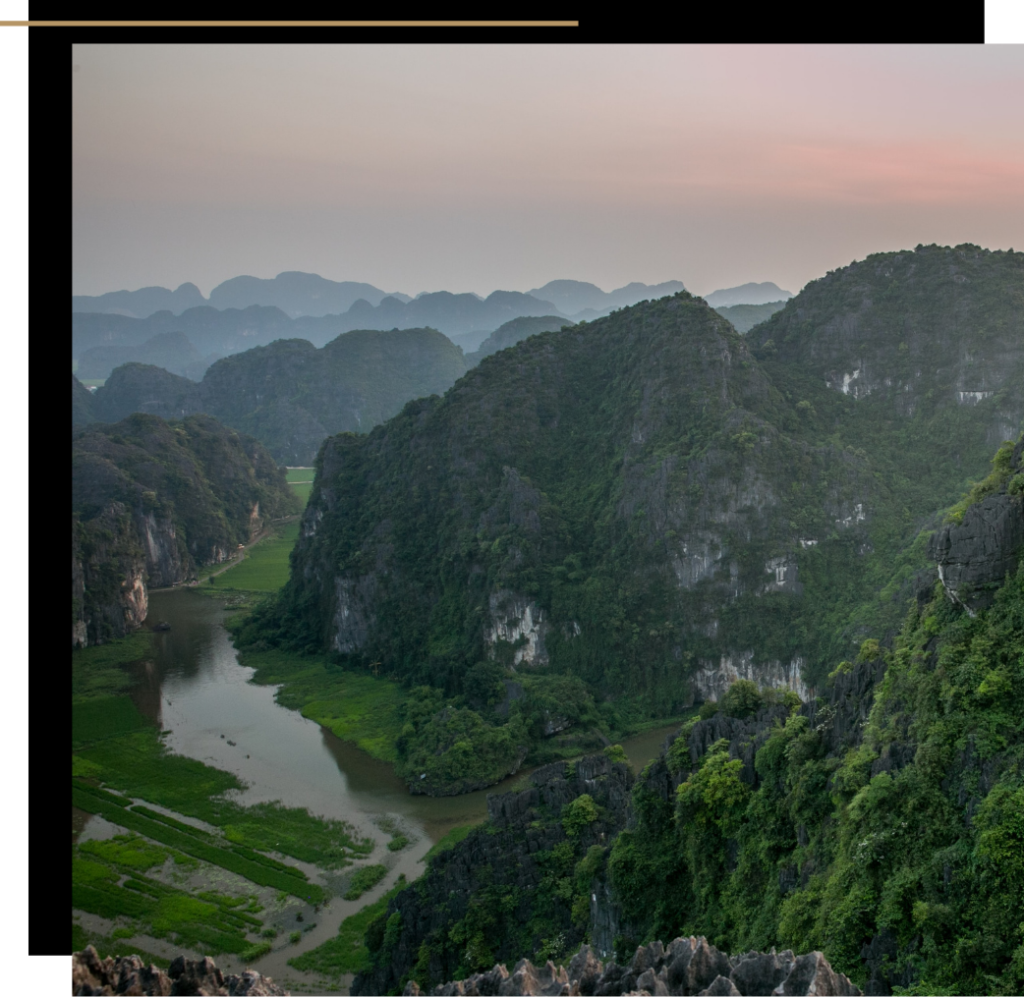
703, 281, 793, 307
264, 243, 1021, 716
74, 327, 469, 465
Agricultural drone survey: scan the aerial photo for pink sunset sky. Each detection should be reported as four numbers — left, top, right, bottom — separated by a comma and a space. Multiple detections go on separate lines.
72, 43, 1024, 299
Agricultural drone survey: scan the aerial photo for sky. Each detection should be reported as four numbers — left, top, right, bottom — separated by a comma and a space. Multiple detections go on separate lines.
73, 43, 1024, 300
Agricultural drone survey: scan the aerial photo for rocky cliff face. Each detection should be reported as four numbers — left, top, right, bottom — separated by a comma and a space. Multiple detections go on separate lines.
750, 244, 1024, 450
72, 413, 296, 646
278, 245, 1021, 710
404, 937, 861, 996
929, 437, 1024, 613
351, 754, 634, 996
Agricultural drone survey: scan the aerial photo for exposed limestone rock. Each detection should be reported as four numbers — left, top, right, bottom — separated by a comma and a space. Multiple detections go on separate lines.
405, 937, 860, 996
71, 946, 287, 995
693, 653, 811, 704
930, 492, 1024, 613
487, 590, 549, 667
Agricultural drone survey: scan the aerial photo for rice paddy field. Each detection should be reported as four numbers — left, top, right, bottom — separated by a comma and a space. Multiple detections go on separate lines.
203, 521, 301, 592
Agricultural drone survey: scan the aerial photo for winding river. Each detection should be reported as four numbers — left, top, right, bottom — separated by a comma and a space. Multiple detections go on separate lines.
77, 587, 681, 993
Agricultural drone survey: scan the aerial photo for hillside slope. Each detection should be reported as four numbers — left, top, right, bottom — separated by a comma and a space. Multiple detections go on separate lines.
274, 248, 1021, 713
72, 413, 297, 646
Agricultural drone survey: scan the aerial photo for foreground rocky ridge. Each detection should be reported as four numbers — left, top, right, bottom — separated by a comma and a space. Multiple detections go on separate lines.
352, 754, 634, 996
72, 947, 286, 995
403, 937, 860, 996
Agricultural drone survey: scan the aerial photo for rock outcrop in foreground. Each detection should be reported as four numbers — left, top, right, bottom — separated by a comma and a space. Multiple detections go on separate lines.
72, 947, 287, 996
403, 936, 861, 997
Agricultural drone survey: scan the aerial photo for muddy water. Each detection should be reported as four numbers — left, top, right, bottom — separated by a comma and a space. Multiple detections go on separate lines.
79, 587, 682, 993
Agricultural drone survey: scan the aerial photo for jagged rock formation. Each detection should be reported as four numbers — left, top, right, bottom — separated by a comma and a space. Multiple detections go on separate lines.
87, 327, 469, 465
351, 754, 634, 996
71, 946, 287, 995
930, 437, 1024, 612
403, 937, 860, 996
72, 413, 296, 645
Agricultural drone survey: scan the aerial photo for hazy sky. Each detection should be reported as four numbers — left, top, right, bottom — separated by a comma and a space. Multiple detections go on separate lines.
72, 44, 1024, 299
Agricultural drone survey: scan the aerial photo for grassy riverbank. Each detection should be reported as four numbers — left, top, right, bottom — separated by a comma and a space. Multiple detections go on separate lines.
71, 631, 381, 962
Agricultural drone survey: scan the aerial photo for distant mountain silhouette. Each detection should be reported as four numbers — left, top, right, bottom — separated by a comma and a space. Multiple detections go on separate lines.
528, 279, 686, 318
76, 330, 218, 381
207, 272, 406, 317
703, 282, 794, 307
71, 282, 207, 318
71, 291, 568, 376
72, 273, 405, 320
713, 300, 790, 334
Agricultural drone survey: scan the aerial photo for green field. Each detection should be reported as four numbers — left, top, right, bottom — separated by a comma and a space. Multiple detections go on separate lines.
72, 629, 377, 959
203, 521, 300, 592
288, 875, 407, 978
285, 468, 316, 483
290, 482, 313, 505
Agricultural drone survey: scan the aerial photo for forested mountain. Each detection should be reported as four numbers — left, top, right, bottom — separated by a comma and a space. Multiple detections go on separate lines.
72, 306, 295, 377
468, 315, 570, 364
72, 413, 298, 646
85, 328, 469, 465
261, 244, 1021, 724
352, 437, 1024, 996
75, 329, 218, 381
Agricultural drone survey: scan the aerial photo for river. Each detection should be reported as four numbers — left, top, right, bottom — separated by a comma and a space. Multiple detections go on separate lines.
77, 587, 683, 993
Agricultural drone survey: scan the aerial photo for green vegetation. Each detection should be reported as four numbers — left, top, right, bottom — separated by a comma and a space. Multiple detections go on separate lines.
285, 468, 316, 483
344, 864, 388, 900
231, 647, 408, 762
290, 482, 313, 506
605, 456, 1024, 994
289, 875, 407, 978
204, 521, 301, 592
72, 628, 375, 952
72, 837, 265, 955
241, 249, 1021, 758
239, 940, 273, 962
422, 825, 476, 864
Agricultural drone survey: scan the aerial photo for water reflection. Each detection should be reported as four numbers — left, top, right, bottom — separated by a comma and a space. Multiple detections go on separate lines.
110, 588, 682, 846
